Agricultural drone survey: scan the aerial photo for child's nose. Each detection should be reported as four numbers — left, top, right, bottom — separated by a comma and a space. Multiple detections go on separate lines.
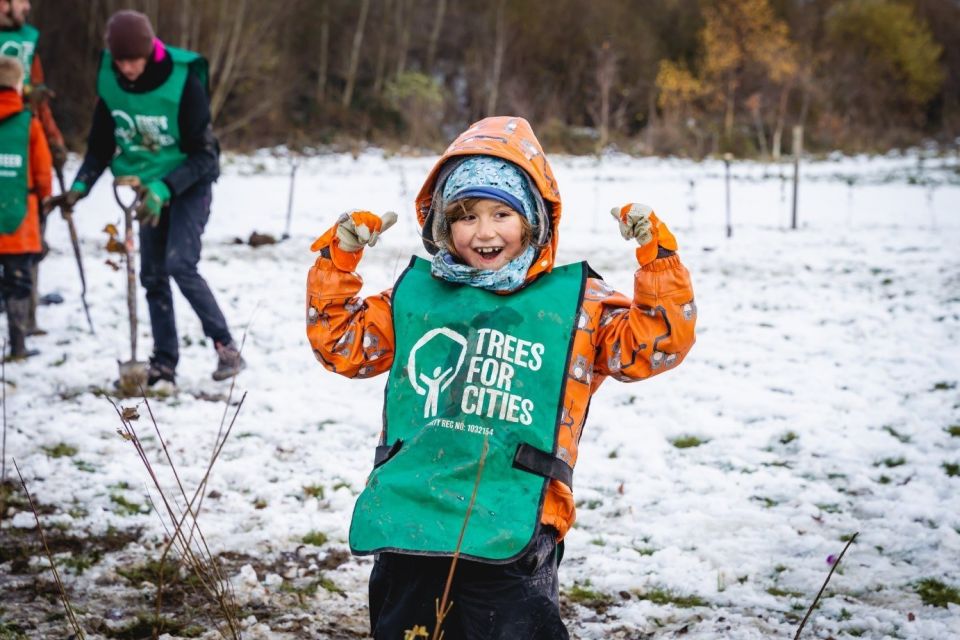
476, 218, 496, 238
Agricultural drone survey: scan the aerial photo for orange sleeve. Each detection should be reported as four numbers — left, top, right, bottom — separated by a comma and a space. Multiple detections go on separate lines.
30, 55, 44, 85
29, 56, 65, 149
591, 253, 696, 383
306, 255, 396, 379
29, 117, 52, 200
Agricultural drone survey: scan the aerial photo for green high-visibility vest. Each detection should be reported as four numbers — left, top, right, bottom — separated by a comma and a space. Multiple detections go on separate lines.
349, 257, 587, 562
96, 47, 208, 183
0, 24, 38, 86
0, 109, 31, 234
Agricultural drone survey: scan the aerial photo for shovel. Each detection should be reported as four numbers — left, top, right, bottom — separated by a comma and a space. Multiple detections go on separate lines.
113, 176, 148, 395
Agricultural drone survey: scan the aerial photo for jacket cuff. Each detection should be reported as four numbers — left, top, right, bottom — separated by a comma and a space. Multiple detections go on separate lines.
640, 253, 683, 272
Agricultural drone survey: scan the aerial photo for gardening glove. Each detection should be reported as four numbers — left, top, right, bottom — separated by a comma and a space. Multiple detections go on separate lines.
610, 203, 678, 267
135, 180, 171, 226
44, 181, 86, 215
24, 83, 54, 110
310, 210, 398, 272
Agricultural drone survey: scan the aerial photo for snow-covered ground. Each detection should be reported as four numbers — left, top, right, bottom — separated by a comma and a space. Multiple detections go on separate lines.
1, 149, 958, 639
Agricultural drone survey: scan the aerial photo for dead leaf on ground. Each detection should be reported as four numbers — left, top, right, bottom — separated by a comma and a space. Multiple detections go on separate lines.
121, 406, 140, 421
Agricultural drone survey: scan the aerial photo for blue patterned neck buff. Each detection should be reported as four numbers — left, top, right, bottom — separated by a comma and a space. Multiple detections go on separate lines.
431, 245, 537, 292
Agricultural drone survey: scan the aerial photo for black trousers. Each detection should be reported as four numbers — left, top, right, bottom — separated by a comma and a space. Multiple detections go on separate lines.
0, 254, 33, 300
369, 528, 569, 640
138, 181, 232, 369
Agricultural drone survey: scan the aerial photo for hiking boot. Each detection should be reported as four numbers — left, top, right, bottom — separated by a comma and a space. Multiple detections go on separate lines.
6, 296, 38, 361
212, 340, 245, 381
147, 359, 177, 393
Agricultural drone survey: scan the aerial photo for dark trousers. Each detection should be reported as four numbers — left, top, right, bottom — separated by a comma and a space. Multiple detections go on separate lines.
139, 181, 231, 369
369, 528, 569, 640
0, 254, 33, 300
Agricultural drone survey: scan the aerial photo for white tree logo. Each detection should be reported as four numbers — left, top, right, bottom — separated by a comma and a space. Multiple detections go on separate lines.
407, 328, 468, 418
0, 41, 32, 70
111, 110, 137, 144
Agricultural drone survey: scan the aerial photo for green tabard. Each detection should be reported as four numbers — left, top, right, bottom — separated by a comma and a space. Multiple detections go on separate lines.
96, 47, 208, 183
349, 257, 586, 562
0, 24, 38, 86
0, 110, 31, 234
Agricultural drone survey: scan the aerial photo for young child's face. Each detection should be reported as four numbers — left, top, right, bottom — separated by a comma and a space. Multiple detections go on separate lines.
450, 198, 527, 271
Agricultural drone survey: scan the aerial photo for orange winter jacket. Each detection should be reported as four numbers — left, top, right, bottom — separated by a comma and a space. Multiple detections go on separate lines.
0, 88, 51, 255
306, 116, 697, 541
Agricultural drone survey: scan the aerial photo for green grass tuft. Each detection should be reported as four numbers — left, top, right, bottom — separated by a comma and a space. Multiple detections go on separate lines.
779, 431, 799, 445
0, 617, 27, 640
943, 462, 960, 478
878, 457, 906, 468
882, 425, 911, 443
303, 484, 325, 499
318, 575, 344, 595
767, 586, 804, 598
110, 494, 149, 516
947, 425, 960, 438
117, 558, 181, 585
302, 531, 328, 547
751, 495, 779, 508
915, 579, 960, 607
565, 581, 616, 613
42, 443, 77, 458
671, 435, 708, 449
72, 459, 96, 473
638, 588, 707, 607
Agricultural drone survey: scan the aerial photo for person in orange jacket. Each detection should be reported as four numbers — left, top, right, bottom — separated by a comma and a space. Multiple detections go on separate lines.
1, 0, 68, 335
0, 54, 50, 360
306, 116, 696, 639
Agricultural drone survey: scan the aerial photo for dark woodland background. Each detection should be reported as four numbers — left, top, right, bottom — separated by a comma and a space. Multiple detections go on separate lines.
30, 0, 960, 156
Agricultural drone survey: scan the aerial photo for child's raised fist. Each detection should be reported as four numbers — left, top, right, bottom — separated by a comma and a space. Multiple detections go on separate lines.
336, 210, 398, 252
311, 210, 398, 271
610, 203, 678, 266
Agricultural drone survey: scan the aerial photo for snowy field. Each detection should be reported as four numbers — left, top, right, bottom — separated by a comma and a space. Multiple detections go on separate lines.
1, 149, 958, 639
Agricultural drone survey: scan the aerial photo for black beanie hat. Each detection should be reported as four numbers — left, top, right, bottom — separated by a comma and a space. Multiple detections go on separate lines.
105, 10, 155, 60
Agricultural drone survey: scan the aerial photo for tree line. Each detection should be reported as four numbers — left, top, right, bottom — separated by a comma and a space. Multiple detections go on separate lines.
31, 0, 960, 157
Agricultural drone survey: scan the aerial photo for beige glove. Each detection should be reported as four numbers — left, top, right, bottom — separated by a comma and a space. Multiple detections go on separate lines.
335, 210, 399, 252
610, 203, 654, 245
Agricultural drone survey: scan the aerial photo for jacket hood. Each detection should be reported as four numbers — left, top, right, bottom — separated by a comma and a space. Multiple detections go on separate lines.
0, 89, 24, 119
415, 116, 562, 279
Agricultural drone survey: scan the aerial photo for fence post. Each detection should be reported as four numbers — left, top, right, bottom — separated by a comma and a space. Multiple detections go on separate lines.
724, 152, 733, 238
791, 125, 803, 230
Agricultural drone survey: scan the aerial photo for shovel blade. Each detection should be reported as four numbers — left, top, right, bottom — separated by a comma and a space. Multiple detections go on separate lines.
117, 359, 148, 396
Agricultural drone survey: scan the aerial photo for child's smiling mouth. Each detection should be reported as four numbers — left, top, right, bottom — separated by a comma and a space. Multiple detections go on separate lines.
472, 246, 504, 263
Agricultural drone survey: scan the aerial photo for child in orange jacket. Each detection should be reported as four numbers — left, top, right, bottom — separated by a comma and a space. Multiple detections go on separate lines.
0, 55, 50, 360
306, 117, 696, 639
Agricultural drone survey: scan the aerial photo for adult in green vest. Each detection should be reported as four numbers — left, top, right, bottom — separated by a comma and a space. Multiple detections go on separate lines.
61, 10, 244, 389
0, 0, 69, 336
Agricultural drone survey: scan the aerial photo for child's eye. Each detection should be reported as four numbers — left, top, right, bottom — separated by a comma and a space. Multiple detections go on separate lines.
494, 210, 515, 219
456, 214, 477, 223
